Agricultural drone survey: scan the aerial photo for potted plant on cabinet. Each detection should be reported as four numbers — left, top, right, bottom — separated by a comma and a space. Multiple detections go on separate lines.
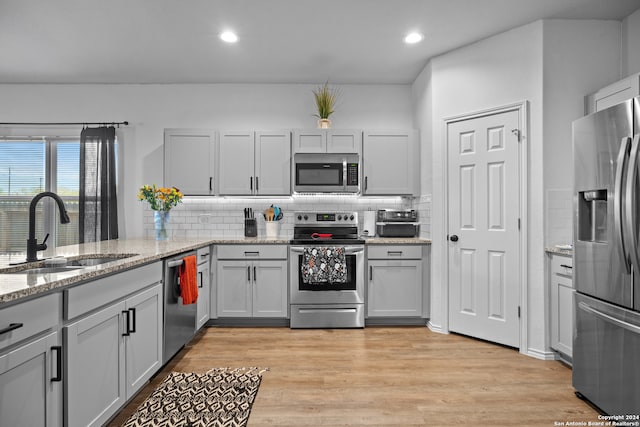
312, 81, 341, 128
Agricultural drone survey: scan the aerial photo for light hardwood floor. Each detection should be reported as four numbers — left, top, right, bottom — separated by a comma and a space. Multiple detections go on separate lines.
108, 326, 599, 427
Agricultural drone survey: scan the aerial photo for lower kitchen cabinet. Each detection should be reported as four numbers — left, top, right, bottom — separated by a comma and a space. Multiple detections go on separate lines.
217, 245, 288, 318
64, 264, 163, 427
549, 253, 574, 360
0, 330, 62, 427
0, 292, 62, 427
367, 245, 424, 317
196, 246, 211, 330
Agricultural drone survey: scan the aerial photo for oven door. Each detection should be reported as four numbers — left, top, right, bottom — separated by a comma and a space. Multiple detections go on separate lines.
289, 245, 364, 304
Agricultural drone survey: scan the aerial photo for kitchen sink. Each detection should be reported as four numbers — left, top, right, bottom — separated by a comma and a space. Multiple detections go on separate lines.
8, 265, 87, 274
2, 253, 138, 274
67, 254, 138, 267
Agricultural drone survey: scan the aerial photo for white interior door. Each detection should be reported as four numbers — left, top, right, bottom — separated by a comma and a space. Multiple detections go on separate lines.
447, 108, 520, 348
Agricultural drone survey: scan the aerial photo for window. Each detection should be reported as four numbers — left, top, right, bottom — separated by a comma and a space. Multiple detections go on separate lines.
0, 137, 80, 254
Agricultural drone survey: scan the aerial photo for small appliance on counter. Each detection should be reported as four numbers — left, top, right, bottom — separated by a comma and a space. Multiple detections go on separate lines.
361, 210, 376, 237
376, 209, 419, 237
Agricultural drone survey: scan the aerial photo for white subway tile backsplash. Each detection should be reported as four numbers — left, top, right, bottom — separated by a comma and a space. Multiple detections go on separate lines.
142, 194, 432, 239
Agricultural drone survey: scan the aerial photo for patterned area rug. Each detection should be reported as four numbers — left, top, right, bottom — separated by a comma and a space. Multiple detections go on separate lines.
123, 367, 267, 427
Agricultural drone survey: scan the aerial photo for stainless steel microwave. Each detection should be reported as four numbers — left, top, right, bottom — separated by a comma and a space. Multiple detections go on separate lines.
293, 153, 360, 193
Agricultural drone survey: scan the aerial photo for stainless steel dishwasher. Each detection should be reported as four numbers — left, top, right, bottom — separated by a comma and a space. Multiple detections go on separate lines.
163, 251, 197, 364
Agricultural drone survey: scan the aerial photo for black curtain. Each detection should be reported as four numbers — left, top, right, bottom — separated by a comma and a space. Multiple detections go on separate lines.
79, 126, 118, 242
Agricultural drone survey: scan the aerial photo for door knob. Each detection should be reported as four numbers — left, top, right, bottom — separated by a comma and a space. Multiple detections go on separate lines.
450, 235, 459, 242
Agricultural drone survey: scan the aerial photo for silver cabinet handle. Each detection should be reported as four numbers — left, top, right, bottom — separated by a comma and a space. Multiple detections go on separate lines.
253, 266, 257, 282
614, 136, 632, 273
387, 251, 403, 256
244, 251, 260, 256
247, 266, 251, 281
559, 264, 572, 269
369, 265, 372, 280
578, 302, 640, 334
255, 176, 259, 192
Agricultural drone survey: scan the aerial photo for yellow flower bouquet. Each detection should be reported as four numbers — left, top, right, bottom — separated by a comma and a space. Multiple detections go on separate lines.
137, 184, 183, 211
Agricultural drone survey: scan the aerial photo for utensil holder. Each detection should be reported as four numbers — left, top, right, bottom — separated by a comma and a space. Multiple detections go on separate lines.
244, 218, 257, 237
265, 221, 280, 238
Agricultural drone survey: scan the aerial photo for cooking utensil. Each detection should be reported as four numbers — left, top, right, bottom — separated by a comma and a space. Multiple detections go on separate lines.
311, 232, 333, 239
265, 206, 275, 221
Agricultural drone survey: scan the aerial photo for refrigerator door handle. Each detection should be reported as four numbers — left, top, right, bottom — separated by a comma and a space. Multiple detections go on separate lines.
624, 134, 640, 278
614, 136, 632, 273
578, 301, 640, 335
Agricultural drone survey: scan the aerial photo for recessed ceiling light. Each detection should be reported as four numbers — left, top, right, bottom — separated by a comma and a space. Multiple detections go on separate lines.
220, 31, 238, 43
404, 32, 424, 44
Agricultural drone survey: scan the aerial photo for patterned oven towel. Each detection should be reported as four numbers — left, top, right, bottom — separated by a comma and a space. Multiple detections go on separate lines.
301, 247, 347, 284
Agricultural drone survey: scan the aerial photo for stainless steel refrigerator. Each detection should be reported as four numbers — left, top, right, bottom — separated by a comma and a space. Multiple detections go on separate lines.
572, 97, 640, 415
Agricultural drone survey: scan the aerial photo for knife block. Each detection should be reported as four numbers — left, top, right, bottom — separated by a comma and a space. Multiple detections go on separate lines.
244, 218, 257, 237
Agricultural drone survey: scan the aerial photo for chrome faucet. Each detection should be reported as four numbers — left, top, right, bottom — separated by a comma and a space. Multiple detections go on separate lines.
26, 192, 71, 262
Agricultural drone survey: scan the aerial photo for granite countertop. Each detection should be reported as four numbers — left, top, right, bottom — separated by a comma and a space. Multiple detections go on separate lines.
0, 235, 430, 306
363, 237, 431, 245
545, 245, 573, 256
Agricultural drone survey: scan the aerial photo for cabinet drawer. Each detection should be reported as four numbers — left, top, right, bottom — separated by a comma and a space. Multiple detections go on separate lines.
197, 246, 211, 264
551, 255, 573, 278
65, 262, 162, 320
217, 245, 287, 260
367, 245, 422, 260
0, 293, 61, 352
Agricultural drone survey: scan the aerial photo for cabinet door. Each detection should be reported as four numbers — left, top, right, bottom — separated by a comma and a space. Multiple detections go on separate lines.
292, 129, 326, 153
164, 129, 216, 195
218, 131, 255, 195
65, 301, 126, 427
217, 261, 252, 317
593, 73, 640, 112
196, 260, 211, 330
253, 261, 288, 318
368, 260, 423, 317
0, 330, 62, 427
551, 274, 574, 357
255, 131, 291, 195
125, 284, 163, 399
363, 130, 418, 195
327, 130, 361, 153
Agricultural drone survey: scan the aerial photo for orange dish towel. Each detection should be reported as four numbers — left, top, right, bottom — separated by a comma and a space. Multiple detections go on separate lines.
179, 255, 198, 305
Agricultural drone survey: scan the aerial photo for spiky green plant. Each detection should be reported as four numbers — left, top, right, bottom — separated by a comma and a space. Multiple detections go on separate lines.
312, 81, 341, 119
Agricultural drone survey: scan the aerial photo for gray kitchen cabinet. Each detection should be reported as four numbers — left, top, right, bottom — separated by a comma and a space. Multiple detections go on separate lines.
367, 245, 424, 317
0, 293, 63, 427
292, 129, 362, 154
549, 253, 574, 360
363, 130, 418, 196
219, 130, 291, 195
64, 263, 163, 427
217, 245, 288, 318
164, 128, 217, 195
196, 246, 211, 330
586, 72, 640, 113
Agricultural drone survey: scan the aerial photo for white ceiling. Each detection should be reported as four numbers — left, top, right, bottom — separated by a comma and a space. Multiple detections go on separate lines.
1, 0, 639, 85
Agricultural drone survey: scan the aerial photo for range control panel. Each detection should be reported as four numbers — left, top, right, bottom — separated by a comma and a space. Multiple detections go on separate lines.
294, 211, 358, 226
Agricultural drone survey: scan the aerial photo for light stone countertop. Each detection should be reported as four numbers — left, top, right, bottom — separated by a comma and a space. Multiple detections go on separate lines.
0, 236, 289, 305
545, 245, 573, 256
0, 235, 430, 305
363, 237, 431, 245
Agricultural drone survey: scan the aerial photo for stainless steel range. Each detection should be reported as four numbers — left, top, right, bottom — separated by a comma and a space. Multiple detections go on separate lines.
289, 211, 365, 328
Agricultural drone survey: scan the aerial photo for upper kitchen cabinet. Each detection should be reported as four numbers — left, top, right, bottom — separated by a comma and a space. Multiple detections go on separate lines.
164, 129, 216, 195
586, 72, 640, 113
292, 129, 362, 154
363, 130, 419, 196
218, 130, 291, 196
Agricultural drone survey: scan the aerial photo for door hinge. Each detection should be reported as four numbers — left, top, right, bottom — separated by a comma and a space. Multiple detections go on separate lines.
518, 306, 521, 318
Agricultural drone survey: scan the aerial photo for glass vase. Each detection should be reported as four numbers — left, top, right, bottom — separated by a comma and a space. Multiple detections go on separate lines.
154, 210, 170, 241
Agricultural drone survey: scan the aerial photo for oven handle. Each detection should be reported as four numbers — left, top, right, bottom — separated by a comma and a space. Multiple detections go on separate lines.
290, 246, 364, 254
